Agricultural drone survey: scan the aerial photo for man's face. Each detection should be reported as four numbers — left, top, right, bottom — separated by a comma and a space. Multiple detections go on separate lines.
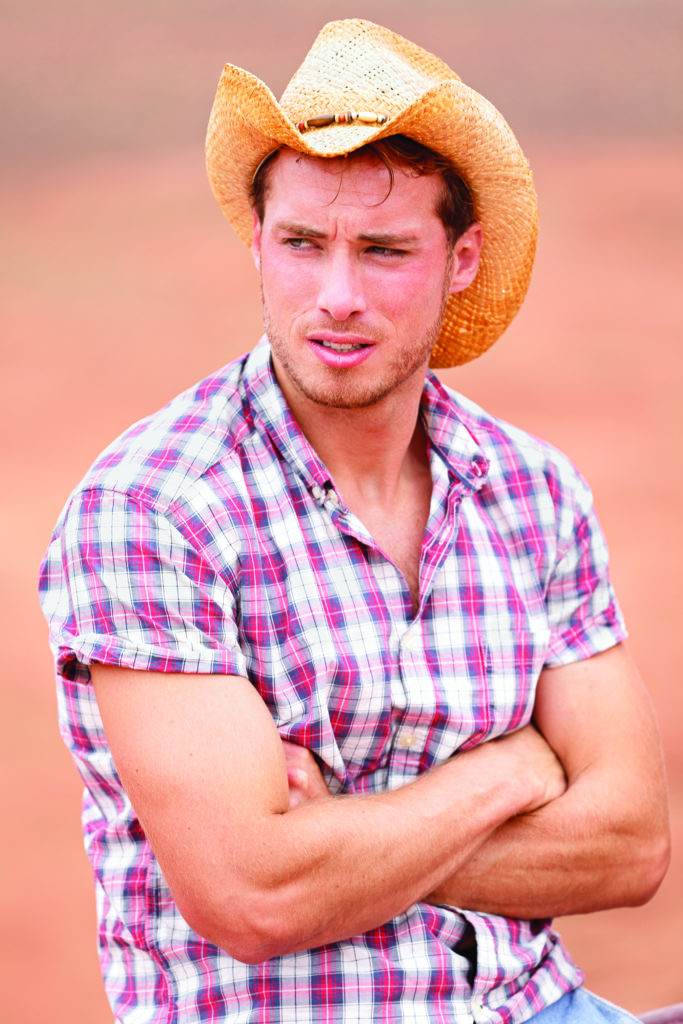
252, 148, 480, 410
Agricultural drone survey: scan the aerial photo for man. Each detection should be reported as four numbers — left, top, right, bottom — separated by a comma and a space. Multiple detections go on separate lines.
39, 19, 669, 1024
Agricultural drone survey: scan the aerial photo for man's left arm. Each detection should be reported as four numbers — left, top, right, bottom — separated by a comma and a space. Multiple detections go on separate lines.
426, 641, 670, 918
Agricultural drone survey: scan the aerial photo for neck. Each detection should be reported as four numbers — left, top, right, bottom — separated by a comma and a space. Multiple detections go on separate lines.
273, 363, 430, 504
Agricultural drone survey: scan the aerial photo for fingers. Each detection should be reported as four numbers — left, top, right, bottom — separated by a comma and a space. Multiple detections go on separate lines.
287, 766, 310, 788
286, 765, 311, 798
281, 739, 331, 806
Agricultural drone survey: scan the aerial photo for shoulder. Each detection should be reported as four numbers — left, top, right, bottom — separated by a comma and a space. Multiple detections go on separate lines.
39, 354, 258, 636
67, 353, 255, 517
440, 385, 596, 543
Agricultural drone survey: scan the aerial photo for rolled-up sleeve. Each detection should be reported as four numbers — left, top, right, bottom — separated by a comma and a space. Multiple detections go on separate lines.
544, 467, 627, 667
38, 487, 248, 680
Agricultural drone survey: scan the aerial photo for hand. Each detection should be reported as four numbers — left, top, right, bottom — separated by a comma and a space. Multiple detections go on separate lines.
281, 740, 332, 809
489, 724, 567, 813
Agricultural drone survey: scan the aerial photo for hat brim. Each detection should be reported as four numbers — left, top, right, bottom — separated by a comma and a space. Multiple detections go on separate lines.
206, 65, 537, 368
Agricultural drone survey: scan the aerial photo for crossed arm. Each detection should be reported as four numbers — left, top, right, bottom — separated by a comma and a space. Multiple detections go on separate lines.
92, 642, 670, 963
426, 646, 670, 917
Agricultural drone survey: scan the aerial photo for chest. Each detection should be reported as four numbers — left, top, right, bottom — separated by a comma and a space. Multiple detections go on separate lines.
341, 467, 434, 611
352, 491, 431, 610
236, 492, 551, 788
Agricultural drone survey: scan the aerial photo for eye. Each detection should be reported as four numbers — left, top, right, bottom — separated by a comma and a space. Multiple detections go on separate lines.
366, 246, 406, 258
283, 237, 318, 250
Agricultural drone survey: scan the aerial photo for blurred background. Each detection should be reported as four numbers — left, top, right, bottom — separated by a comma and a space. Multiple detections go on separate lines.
2, 1, 681, 1020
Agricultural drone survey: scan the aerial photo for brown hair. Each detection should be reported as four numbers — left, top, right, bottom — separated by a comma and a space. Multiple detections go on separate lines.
250, 135, 476, 245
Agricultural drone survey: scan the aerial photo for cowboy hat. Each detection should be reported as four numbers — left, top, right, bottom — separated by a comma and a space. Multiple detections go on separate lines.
205, 18, 538, 368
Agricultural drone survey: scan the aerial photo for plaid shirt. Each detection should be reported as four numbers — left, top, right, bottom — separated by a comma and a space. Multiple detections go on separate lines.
39, 338, 626, 1024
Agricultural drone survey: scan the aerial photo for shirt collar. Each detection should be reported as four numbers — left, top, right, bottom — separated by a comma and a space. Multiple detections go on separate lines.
419, 371, 490, 492
242, 336, 489, 495
242, 337, 332, 491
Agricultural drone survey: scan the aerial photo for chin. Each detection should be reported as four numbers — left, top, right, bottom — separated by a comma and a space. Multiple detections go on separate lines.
297, 374, 403, 410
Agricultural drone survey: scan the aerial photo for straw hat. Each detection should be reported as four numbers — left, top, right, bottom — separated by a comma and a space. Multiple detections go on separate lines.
206, 19, 538, 368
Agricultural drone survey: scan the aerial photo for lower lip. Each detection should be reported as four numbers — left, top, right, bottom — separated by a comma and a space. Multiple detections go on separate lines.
308, 339, 374, 368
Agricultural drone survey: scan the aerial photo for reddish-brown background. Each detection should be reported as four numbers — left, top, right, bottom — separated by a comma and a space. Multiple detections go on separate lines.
2, 2, 681, 1020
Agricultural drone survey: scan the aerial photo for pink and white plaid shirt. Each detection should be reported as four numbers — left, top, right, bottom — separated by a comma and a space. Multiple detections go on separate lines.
39, 338, 626, 1023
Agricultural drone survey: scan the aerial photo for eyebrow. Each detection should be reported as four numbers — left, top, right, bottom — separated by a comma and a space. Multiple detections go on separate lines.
273, 221, 419, 245
357, 231, 419, 245
274, 221, 327, 238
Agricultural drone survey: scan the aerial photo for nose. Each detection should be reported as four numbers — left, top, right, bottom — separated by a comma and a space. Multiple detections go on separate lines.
316, 251, 366, 321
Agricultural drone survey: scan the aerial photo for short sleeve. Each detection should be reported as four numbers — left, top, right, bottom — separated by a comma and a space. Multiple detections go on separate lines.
544, 467, 627, 667
38, 487, 248, 680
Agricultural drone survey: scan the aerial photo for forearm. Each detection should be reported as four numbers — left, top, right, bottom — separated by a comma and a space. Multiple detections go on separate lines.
427, 770, 670, 918
201, 745, 538, 961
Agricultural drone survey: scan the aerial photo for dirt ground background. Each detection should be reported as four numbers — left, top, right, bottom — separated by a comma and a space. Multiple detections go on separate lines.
2, 2, 681, 1020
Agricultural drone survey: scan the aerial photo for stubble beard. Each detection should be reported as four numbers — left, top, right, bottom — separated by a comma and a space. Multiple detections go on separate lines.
260, 263, 452, 411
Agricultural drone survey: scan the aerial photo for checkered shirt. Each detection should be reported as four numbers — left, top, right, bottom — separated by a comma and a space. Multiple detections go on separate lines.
39, 337, 627, 1023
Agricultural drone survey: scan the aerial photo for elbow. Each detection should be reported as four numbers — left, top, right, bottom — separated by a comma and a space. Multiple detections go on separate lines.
623, 829, 671, 907
182, 884, 302, 964
224, 904, 295, 965
167, 826, 324, 962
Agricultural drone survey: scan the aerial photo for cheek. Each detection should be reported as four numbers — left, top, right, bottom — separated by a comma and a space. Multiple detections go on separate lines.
261, 253, 320, 320
366, 261, 446, 320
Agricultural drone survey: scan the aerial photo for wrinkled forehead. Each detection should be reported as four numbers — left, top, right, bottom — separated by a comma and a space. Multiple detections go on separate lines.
263, 146, 443, 216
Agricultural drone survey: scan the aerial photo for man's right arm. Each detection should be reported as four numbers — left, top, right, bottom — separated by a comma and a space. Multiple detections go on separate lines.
92, 665, 564, 963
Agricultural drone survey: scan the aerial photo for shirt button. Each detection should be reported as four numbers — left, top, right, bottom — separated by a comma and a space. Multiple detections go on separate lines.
402, 626, 421, 650
311, 485, 324, 502
395, 730, 417, 750
326, 489, 340, 507
471, 995, 485, 1016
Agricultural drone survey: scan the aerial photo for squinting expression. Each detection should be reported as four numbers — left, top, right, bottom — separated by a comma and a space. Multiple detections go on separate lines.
251, 148, 480, 410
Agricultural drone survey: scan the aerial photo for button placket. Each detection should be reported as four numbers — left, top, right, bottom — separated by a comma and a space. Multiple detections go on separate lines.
393, 613, 432, 772
402, 623, 422, 651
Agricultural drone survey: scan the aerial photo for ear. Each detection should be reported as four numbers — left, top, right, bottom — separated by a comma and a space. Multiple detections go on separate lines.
447, 223, 483, 295
251, 209, 263, 271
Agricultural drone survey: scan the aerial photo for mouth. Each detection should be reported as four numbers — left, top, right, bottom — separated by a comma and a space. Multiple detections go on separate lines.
315, 339, 367, 352
307, 333, 375, 368
308, 331, 374, 350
